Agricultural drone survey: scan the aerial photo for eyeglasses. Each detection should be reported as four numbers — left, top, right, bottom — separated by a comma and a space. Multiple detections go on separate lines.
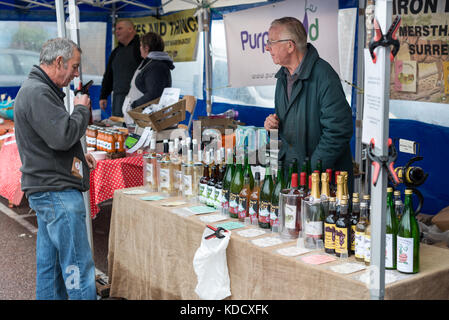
265, 39, 295, 48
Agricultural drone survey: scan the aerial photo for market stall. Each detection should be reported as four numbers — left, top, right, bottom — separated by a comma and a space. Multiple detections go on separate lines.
108, 188, 449, 300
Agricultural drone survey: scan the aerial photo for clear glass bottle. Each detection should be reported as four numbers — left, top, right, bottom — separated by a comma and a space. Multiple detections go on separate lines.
324, 197, 337, 254
158, 140, 175, 195
182, 149, 195, 201
304, 172, 325, 247
355, 201, 369, 262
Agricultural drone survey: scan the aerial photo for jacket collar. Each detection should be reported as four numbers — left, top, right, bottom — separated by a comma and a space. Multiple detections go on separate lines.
275, 43, 319, 81
30, 65, 66, 101
118, 34, 140, 47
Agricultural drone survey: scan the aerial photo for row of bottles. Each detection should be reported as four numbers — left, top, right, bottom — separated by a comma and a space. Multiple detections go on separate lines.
86, 125, 125, 153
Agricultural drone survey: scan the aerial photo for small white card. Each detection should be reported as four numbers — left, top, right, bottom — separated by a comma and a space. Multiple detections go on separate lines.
329, 263, 367, 274
123, 189, 149, 195
276, 246, 313, 257
251, 236, 284, 248
199, 214, 228, 223
237, 228, 267, 238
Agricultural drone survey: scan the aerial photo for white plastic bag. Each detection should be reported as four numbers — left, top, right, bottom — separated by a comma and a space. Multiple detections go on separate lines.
193, 227, 232, 300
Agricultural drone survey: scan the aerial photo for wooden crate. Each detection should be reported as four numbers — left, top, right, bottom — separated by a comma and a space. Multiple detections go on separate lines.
127, 97, 186, 132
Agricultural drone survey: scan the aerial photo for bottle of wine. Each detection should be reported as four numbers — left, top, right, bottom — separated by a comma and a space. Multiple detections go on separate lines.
324, 197, 337, 254
243, 149, 254, 190
394, 190, 404, 221
182, 149, 195, 200
282, 173, 301, 238
221, 149, 235, 215
206, 165, 218, 207
270, 162, 285, 229
335, 198, 351, 257
364, 207, 371, 266
320, 172, 330, 201
229, 155, 244, 218
237, 172, 251, 221
198, 164, 210, 204
213, 165, 225, 209
304, 172, 324, 246
259, 164, 274, 229
355, 201, 369, 262
158, 140, 175, 195
397, 189, 420, 274
386, 187, 398, 270
249, 172, 261, 225
350, 196, 360, 255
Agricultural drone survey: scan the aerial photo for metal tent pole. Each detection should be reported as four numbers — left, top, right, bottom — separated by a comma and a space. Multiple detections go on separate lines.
68, 0, 95, 254
202, 8, 212, 116
55, 0, 71, 113
369, 0, 392, 301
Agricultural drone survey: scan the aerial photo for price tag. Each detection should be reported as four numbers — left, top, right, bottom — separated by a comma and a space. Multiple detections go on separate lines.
399, 139, 416, 154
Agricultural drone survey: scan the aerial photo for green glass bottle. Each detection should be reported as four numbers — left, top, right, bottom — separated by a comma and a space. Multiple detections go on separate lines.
229, 155, 244, 219
243, 149, 254, 190
386, 187, 398, 270
316, 159, 323, 174
221, 149, 235, 215
270, 161, 285, 229
286, 159, 298, 189
397, 189, 420, 274
258, 164, 274, 229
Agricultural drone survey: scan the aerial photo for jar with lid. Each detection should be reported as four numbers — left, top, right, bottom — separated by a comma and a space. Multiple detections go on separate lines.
114, 131, 125, 153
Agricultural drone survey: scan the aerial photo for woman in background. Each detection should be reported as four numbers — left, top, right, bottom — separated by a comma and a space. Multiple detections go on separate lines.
122, 32, 175, 126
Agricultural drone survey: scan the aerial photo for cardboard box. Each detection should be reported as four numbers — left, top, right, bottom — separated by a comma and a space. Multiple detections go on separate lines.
128, 96, 189, 132
432, 206, 449, 231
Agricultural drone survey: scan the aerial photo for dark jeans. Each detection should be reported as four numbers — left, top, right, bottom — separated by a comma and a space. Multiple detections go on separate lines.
112, 92, 127, 117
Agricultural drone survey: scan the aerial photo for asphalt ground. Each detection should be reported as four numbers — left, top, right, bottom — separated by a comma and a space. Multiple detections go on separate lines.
0, 195, 112, 300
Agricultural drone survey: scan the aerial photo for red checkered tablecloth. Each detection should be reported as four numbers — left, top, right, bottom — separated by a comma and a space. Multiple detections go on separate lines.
89, 155, 143, 218
0, 129, 24, 206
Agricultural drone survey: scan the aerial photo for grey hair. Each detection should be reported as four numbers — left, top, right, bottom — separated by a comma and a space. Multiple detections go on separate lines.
39, 38, 82, 66
271, 17, 307, 52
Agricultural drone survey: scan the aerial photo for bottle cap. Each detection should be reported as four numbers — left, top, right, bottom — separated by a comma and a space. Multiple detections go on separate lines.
387, 187, 393, 192
291, 173, 298, 188
299, 172, 306, 186
405, 189, 413, 195
394, 190, 401, 195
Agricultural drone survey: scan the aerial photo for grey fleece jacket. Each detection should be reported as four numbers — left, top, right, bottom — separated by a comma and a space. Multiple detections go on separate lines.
14, 66, 91, 197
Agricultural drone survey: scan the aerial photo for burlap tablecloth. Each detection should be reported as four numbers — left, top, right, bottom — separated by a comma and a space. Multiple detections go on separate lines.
108, 188, 449, 300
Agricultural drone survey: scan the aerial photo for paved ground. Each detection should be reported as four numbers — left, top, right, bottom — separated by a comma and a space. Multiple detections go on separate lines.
0, 195, 112, 300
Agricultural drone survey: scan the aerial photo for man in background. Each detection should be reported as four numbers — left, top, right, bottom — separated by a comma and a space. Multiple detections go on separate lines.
99, 19, 142, 117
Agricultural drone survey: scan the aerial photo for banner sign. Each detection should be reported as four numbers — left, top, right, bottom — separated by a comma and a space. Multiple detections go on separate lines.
130, 9, 199, 62
223, 0, 340, 87
390, 0, 449, 103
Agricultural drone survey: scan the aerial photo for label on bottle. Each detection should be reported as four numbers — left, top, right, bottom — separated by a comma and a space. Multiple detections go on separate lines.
175, 170, 182, 190
258, 200, 270, 224
355, 231, 365, 259
206, 185, 214, 205
238, 197, 248, 220
284, 204, 297, 229
183, 175, 193, 195
305, 221, 323, 239
229, 193, 239, 215
364, 235, 371, 263
221, 189, 229, 209
324, 223, 335, 250
146, 163, 153, 184
159, 168, 170, 189
249, 199, 258, 223
397, 236, 414, 273
385, 233, 394, 268
335, 227, 349, 254
270, 204, 279, 227
351, 225, 356, 251
199, 183, 206, 203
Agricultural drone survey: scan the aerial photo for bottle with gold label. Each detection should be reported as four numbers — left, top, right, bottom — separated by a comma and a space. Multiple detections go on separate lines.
324, 197, 337, 254
335, 198, 350, 257
355, 201, 368, 262
350, 196, 360, 255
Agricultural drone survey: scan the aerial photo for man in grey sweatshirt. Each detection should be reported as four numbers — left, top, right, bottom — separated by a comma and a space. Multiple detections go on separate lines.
14, 38, 97, 300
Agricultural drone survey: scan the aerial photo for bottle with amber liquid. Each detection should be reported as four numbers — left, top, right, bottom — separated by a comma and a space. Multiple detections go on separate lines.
349, 196, 360, 255
258, 164, 274, 229
335, 198, 351, 257
249, 172, 261, 224
229, 155, 244, 218
324, 197, 337, 254
206, 165, 218, 207
397, 189, 420, 274
238, 173, 251, 221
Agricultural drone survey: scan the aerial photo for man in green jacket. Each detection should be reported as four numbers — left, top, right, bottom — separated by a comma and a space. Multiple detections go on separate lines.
264, 17, 354, 194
